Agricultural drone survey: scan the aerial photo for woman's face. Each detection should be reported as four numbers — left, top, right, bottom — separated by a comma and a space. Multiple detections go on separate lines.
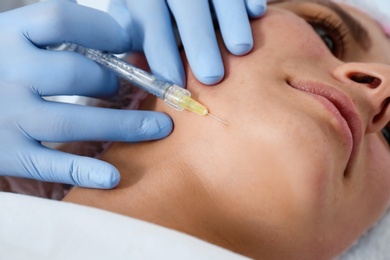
157, 0, 390, 258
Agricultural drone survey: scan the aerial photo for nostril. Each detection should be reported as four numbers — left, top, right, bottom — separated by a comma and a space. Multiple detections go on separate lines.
348, 73, 381, 88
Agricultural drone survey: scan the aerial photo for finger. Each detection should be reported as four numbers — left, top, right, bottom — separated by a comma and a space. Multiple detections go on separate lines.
2, 140, 120, 188
3, 41, 119, 97
19, 101, 173, 143
19, 1, 130, 53
167, 0, 224, 85
108, 0, 133, 34
23, 49, 120, 97
244, 0, 267, 18
124, 0, 185, 86
211, 0, 253, 56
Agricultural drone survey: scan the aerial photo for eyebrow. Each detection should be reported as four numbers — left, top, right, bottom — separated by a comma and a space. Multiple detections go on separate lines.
269, 0, 371, 50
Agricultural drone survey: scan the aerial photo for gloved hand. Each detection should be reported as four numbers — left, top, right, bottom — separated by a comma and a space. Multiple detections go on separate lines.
0, 0, 172, 189
109, 0, 267, 86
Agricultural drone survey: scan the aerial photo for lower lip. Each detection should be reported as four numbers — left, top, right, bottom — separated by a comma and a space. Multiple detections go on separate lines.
307, 92, 354, 156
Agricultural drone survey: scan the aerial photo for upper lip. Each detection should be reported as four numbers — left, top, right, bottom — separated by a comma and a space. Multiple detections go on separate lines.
288, 80, 363, 166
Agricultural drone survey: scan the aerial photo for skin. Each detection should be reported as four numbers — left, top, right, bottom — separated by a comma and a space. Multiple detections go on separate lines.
64, 1, 390, 259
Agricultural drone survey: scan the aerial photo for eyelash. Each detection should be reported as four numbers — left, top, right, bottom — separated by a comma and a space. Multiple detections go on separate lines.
306, 15, 348, 59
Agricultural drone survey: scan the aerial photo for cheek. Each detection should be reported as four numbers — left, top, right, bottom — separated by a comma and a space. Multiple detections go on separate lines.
220, 111, 340, 216
212, 82, 345, 213
313, 135, 390, 255
360, 135, 390, 211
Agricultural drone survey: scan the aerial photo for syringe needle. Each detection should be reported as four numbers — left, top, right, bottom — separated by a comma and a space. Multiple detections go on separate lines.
207, 112, 228, 125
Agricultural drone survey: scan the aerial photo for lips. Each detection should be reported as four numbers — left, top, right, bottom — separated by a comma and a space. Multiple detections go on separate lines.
288, 80, 362, 166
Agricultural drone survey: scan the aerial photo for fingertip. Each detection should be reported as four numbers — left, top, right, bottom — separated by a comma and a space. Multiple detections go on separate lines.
107, 0, 133, 53
68, 157, 120, 189
161, 114, 174, 136
246, 0, 267, 18
107, 25, 132, 54
147, 49, 186, 87
85, 164, 121, 189
228, 43, 253, 56
195, 64, 224, 85
172, 72, 186, 88
116, 29, 132, 53
147, 113, 173, 140
198, 75, 224, 85
116, 112, 173, 142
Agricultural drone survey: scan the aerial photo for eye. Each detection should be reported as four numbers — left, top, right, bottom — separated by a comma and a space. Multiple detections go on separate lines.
313, 26, 337, 53
382, 128, 390, 145
307, 15, 347, 58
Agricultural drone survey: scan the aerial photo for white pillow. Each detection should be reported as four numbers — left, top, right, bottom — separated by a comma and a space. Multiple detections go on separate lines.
0, 192, 248, 260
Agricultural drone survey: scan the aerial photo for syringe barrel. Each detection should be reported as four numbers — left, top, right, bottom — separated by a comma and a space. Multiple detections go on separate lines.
81, 47, 170, 99
64, 44, 206, 113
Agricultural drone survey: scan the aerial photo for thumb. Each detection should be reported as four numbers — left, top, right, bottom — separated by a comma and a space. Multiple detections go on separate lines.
7, 144, 120, 189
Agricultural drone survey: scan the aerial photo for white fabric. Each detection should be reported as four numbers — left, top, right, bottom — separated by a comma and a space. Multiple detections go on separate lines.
339, 209, 390, 259
2, 192, 390, 259
0, 192, 249, 260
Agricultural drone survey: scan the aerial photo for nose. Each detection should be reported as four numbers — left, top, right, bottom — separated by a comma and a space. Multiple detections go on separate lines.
332, 62, 390, 133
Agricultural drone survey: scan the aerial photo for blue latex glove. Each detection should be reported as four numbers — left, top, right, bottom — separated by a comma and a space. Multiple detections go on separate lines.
109, 0, 267, 86
0, 0, 172, 189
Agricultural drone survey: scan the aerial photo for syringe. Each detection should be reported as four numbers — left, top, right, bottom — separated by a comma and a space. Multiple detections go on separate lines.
55, 44, 227, 125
